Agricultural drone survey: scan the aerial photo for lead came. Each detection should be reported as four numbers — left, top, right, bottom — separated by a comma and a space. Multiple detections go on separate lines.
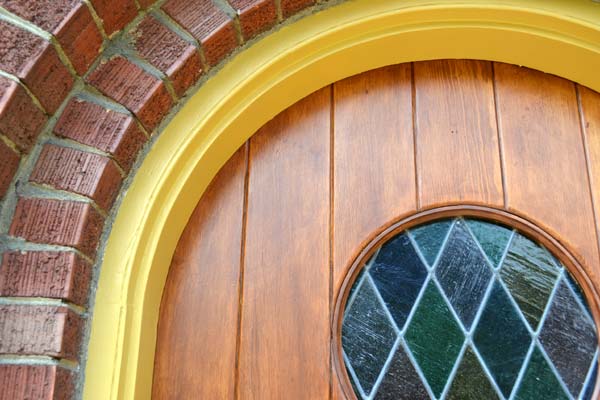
341, 217, 599, 399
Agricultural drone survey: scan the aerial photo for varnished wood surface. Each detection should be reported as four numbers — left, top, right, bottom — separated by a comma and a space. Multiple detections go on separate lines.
238, 88, 331, 399
153, 60, 600, 399
495, 62, 600, 275
152, 146, 247, 399
414, 60, 503, 209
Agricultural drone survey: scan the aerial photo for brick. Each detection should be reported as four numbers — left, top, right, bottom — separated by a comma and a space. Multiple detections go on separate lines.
0, 305, 83, 359
0, 140, 19, 199
0, 365, 74, 400
31, 144, 123, 211
133, 16, 202, 96
10, 198, 104, 257
54, 98, 146, 171
228, 0, 277, 40
0, 76, 47, 152
90, 0, 137, 35
0, 20, 74, 113
0, 0, 102, 74
137, 0, 156, 8
87, 57, 172, 131
281, 0, 315, 18
0, 251, 90, 305
162, 0, 238, 66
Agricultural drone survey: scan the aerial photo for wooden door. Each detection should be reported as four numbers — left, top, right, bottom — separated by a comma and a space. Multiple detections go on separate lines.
152, 60, 600, 399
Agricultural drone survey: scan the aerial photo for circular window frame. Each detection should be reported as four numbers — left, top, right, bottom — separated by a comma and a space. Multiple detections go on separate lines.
331, 204, 600, 400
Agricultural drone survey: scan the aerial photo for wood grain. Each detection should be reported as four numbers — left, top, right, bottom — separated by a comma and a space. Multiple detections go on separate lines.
495, 62, 600, 276
152, 146, 248, 399
578, 85, 600, 285
238, 88, 331, 399
414, 59, 503, 208
332, 64, 416, 400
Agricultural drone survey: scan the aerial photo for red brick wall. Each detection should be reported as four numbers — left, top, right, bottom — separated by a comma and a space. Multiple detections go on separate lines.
0, 0, 331, 398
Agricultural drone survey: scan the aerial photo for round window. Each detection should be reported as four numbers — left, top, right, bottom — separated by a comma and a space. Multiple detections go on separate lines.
340, 217, 598, 399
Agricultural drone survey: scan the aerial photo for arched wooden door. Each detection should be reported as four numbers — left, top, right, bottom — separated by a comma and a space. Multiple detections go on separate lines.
151, 60, 600, 399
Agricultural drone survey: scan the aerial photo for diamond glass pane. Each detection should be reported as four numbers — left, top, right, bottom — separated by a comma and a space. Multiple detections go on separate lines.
341, 217, 599, 400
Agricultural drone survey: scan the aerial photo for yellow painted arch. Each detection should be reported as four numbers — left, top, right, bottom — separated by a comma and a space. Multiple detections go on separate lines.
84, 0, 600, 398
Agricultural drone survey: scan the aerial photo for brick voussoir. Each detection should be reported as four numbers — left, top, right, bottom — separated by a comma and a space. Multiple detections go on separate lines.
9, 198, 104, 258
86, 56, 173, 131
30, 144, 123, 211
132, 15, 203, 97
54, 98, 147, 172
228, 0, 277, 40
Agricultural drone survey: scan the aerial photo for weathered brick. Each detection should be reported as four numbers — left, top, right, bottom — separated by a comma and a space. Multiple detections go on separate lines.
0, 251, 90, 305
86, 57, 172, 131
0, 0, 102, 74
10, 198, 104, 257
137, 0, 156, 9
31, 144, 122, 211
0, 76, 47, 152
162, 0, 238, 66
0, 140, 19, 199
0, 20, 73, 113
0, 365, 74, 400
54, 98, 146, 171
90, 0, 137, 35
0, 305, 82, 359
133, 16, 202, 97
228, 0, 276, 39
281, 0, 314, 18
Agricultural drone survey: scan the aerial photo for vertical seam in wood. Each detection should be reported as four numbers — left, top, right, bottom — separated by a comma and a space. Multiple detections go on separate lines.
575, 84, 600, 268
234, 141, 251, 400
491, 62, 509, 210
328, 83, 335, 400
411, 62, 420, 211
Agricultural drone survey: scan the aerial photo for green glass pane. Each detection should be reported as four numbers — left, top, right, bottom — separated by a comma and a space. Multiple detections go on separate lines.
409, 220, 453, 267
515, 346, 569, 400
405, 281, 464, 397
500, 233, 560, 330
465, 219, 512, 267
446, 347, 500, 400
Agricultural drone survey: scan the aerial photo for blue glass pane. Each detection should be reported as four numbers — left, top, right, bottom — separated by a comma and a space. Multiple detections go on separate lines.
369, 234, 427, 330
409, 219, 453, 267
465, 219, 512, 268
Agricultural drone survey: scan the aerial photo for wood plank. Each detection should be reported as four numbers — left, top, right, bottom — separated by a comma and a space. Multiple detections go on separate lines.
238, 88, 331, 399
152, 146, 248, 399
495, 63, 600, 275
577, 85, 600, 285
414, 59, 503, 208
332, 64, 416, 400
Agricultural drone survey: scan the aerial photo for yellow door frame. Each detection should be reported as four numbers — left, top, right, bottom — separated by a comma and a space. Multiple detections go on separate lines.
83, 1, 600, 398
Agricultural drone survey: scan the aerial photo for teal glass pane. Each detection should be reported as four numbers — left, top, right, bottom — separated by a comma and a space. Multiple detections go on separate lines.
405, 281, 464, 397
409, 219, 453, 267
465, 219, 512, 267
340, 217, 599, 400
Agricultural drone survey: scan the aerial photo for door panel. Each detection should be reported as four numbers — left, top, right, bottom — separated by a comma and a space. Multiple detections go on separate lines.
238, 88, 331, 399
414, 60, 503, 209
152, 60, 600, 399
495, 62, 600, 275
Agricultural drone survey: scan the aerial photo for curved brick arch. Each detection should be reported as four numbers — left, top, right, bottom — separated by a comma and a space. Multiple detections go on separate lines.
0, 0, 326, 398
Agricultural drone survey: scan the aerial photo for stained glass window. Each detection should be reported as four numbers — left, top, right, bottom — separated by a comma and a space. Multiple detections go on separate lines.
342, 218, 598, 399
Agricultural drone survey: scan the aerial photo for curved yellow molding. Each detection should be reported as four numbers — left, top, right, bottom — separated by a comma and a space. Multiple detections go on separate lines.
84, 0, 600, 399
